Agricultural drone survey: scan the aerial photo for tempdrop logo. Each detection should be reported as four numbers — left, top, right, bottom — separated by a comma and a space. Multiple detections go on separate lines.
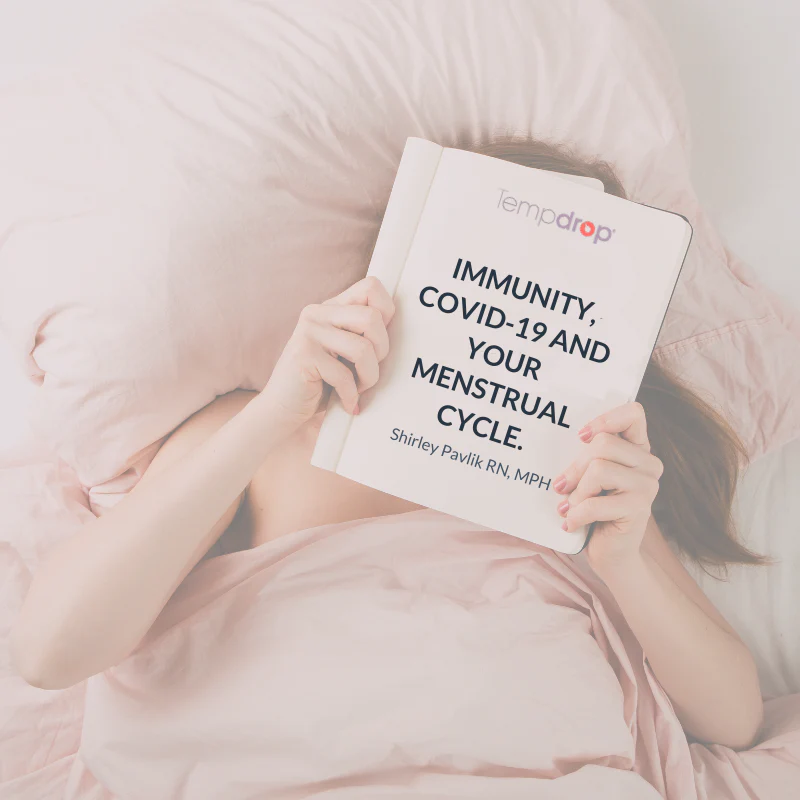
496, 188, 615, 245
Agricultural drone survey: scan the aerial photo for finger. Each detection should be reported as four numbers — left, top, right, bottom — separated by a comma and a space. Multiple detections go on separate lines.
567, 458, 657, 510
562, 494, 650, 531
311, 324, 380, 391
579, 401, 650, 450
315, 351, 359, 414
302, 303, 390, 361
554, 432, 658, 494
324, 276, 396, 327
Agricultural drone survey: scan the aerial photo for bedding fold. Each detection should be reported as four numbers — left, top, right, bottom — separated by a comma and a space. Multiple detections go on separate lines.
68, 509, 799, 800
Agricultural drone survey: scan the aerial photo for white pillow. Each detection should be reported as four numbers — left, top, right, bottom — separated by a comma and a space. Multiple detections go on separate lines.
0, 0, 797, 508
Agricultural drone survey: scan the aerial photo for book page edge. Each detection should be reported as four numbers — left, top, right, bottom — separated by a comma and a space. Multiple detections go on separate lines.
311, 137, 444, 472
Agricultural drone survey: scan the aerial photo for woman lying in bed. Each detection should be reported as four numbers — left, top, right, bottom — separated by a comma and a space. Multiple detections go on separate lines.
11, 140, 765, 752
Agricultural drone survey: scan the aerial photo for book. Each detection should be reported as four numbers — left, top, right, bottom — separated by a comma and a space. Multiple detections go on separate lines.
312, 137, 692, 553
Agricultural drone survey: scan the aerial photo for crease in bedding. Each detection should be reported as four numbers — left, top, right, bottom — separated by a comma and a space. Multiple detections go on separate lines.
60, 509, 800, 800
1, 461, 798, 798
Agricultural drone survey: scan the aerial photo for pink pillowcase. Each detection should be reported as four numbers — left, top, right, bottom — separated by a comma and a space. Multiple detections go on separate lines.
0, 0, 797, 509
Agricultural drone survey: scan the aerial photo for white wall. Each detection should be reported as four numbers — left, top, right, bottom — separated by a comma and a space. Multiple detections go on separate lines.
644, 0, 800, 308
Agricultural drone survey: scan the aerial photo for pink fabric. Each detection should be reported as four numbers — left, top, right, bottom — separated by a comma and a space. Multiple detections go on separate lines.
2, 474, 798, 798
1, 1, 798, 795
0, 0, 797, 513
0, 458, 93, 797
67, 510, 798, 798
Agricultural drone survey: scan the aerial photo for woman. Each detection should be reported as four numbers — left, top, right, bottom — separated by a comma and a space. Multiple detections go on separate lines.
11, 138, 765, 753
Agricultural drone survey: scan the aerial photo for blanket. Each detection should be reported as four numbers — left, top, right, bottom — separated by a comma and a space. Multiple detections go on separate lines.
58, 509, 798, 799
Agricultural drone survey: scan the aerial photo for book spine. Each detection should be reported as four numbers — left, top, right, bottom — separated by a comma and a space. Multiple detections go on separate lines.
311, 137, 444, 472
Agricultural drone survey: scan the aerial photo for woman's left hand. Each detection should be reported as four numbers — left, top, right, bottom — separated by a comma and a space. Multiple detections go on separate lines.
552, 401, 664, 575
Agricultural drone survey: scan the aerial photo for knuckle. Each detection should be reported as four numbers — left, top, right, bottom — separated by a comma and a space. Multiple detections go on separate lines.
297, 358, 318, 382
637, 475, 658, 502
569, 498, 592, 523
631, 400, 645, 417
562, 463, 577, 483
586, 458, 605, 480
582, 496, 599, 517
360, 372, 379, 391
299, 304, 319, 324
365, 306, 383, 326
356, 337, 374, 357
335, 360, 353, 382
592, 431, 615, 453
361, 354, 379, 374
650, 455, 664, 478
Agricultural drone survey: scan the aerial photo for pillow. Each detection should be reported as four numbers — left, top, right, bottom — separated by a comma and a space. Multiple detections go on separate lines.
0, 337, 43, 467
0, 0, 797, 510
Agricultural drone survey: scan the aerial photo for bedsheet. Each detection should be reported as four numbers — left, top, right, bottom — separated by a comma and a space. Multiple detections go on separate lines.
1, 445, 799, 798
1, 358, 800, 797
14, 510, 800, 798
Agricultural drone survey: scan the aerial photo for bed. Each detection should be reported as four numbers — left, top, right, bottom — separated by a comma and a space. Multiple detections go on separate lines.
1, 1, 798, 797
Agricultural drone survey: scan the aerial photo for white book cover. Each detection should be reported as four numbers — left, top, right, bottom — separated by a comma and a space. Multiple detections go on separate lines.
312, 137, 692, 553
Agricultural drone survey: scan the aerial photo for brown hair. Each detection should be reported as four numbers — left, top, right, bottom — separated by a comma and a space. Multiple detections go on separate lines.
461, 134, 766, 570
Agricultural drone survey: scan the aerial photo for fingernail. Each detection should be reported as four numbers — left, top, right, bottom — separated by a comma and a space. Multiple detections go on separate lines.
553, 476, 567, 493
578, 425, 592, 442
353, 403, 360, 415
557, 500, 569, 516
561, 520, 569, 532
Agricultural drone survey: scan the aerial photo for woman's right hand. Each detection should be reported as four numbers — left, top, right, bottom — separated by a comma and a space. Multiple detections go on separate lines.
261, 276, 395, 431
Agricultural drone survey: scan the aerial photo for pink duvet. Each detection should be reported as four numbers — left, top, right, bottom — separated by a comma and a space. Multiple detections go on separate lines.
25, 509, 788, 799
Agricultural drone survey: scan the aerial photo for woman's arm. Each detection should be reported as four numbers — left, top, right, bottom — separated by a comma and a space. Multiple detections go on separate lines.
11, 276, 394, 690
11, 388, 290, 690
556, 402, 763, 750
596, 518, 763, 750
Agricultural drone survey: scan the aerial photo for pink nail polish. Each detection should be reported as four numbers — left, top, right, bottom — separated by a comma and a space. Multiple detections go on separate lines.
557, 500, 569, 516
561, 521, 569, 531
553, 476, 567, 492
578, 425, 592, 442
353, 403, 360, 415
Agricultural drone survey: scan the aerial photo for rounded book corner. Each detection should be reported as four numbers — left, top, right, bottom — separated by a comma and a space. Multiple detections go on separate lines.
570, 523, 594, 556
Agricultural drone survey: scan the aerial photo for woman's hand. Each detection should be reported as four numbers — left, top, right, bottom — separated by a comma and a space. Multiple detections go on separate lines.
552, 402, 764, 748
261, 276, 395, 432
552, 401, 664, 575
